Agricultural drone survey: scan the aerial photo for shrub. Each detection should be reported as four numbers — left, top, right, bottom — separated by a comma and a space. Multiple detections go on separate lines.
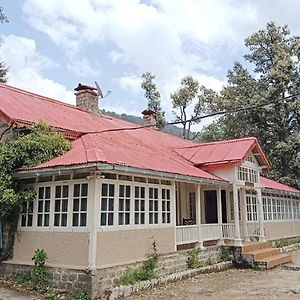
219, 246, 230, 262
186, 248, 204, 269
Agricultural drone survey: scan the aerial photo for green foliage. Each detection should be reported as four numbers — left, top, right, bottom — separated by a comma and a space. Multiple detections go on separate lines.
218, 246, 231, 262
186, 248, 204, 269
274, 237, 300, 248
199, 22, 300, 189
115, 238, 158, 286
0, 121, 71, 218
141, 72, 166, 129
0, 6, 8, 83
68, 290, 90, 300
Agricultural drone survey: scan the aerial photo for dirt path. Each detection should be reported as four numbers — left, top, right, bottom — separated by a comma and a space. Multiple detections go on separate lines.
0, 285, 41, 300
127, 268, 300, 300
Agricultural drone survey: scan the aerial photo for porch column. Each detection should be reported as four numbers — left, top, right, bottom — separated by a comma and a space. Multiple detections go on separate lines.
196, 184, 205, 250
172, 181, 177, 252
217, 186, 224, 245
240, 188, 250, 242
233, 183, 242, 246
256, 188, 266, 242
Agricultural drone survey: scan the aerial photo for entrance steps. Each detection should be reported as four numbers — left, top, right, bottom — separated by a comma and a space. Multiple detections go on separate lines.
241, 242, 291, 269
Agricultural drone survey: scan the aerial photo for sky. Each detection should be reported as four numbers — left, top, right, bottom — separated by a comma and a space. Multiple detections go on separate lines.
1, 0, 300, 130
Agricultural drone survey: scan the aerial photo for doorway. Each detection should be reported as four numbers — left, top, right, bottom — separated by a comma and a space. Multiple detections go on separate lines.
204, 191, 217, 223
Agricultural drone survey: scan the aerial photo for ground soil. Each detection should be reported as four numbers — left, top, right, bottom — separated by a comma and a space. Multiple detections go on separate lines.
127, 267, 300, 300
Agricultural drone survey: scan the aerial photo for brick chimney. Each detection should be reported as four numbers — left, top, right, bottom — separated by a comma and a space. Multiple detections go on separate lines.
74, 83, 99, 114
142, 109, 158, 129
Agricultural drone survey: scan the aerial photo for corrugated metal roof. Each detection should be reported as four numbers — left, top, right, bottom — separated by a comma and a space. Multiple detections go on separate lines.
260, 176, 300, 194
174, 137, 270, 170
31, 132, 223, 181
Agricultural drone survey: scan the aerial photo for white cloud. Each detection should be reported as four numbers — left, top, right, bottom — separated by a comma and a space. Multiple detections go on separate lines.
118, 73, 142, 96
0, 34, 74, 104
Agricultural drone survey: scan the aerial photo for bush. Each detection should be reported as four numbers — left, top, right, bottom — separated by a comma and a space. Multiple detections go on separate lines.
219, 246, 230, 262
115, 238, 158, 286
186, 248, 204, 269
275, 237, 300, 248
68, 290, 90, 300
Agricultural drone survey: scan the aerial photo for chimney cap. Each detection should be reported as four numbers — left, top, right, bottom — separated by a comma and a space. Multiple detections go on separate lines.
142, 108, 156, 116
74, 83, 97, 92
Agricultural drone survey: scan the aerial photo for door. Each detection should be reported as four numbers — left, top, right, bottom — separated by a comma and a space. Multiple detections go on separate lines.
204, 191, 218, 223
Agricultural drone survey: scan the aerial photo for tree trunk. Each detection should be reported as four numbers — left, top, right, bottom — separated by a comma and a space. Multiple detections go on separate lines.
0, 217, 18, 262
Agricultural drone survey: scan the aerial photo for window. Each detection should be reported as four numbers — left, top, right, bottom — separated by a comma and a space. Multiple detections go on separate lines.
267, 198, 273, 221
37, 186, 51, 227
263, 198, 267, 221
189, 192, 196, 220
162, 188, 171, 224
100, 183, 114, 226
246, 155, 255, 163
149, 187, 159, 224
54, 185, 68, 226
118, 185, 131, 225
272, 199, 277, 220
72, 183, 88, 226
134, 186, 145, 225
238, 167, 258, 183
21, 201, 33, 227
246, 194, 257, 222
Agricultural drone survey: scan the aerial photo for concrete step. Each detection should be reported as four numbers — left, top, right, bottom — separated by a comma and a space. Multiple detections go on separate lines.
256, 253, 292, 269
242, 242, 271, 253
243, 247, 281, 260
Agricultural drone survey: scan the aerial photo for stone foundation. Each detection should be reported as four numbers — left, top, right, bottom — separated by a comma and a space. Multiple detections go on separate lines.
0, 246, 222, 299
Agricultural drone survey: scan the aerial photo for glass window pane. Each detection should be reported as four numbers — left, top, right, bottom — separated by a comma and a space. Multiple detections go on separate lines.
73, 199, 79, 211
74, 184, 80, 197
55, 200, 60, 212
108, 213, 113, 225
135, 187, 139, 198
81, 184, 88, 197
38, 187, 44, 199
109, 199, 114, 211
119, 185, 124, 197
44, 214, 49, 226
63, 185, 68, 198
27, 215, 33, 227
125, 213, 130, 224
80, 213, 87, 226
61, 214, 67, 226
54, 214, 60, 226
141, 187, 145, 198
81, 198, 87, 211
135, 200, 139, 210
44, 200, 50, 212
62, 199, 68, 212
101, 198, 107, 211
141, 213, 145, 224
109, 184, 114, 197
55, 186, 61, 198
141, 200, 145, 211
73, 213, 79, 226
126, 186, 130, 198
102, 184, 108, 197
119, 199, 124, 211
125, 199, 130, 211
38, 200, 43, 212
45, 187, 51, 199
100, 213, 106, 226
37, 214, 43, 226
135, 213, 139, 224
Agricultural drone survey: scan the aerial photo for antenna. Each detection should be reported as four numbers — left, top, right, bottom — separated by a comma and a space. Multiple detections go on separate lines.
95, 81, 112, 99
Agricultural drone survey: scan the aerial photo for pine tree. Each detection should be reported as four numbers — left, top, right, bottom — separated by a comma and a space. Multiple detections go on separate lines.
0, 6, 8, 83
141, 72, 165, 129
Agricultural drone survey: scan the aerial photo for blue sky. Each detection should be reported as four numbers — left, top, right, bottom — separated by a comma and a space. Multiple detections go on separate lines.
1, 0, 300, 130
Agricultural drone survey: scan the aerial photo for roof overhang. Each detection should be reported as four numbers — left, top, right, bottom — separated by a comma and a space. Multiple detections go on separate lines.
15, 162, 229, 186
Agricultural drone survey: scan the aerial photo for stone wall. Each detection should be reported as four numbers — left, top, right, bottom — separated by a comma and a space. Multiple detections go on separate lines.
0, 246, 221, 299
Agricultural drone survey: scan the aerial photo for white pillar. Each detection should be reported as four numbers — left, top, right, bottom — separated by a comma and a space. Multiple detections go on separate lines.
256, 188, 266, 242
88, 174, 99, 269
217, 186, 224, 245
241, 188, 250, 242
233, 183, 242, 246
196, 184, 205, 250
172, 181, 177, 252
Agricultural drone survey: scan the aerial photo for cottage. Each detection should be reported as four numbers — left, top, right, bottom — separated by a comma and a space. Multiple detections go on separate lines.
0, 83, 299, 297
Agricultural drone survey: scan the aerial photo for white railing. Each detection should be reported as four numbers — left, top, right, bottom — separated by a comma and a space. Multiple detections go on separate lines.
222, 223, 235, 239
200, 224, 222, 240
176, 223, 234, 245
247, 222, 260, 236
176, 225, 198, 245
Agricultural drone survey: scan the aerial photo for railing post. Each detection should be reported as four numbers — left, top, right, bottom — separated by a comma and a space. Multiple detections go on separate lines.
217, 186, 224, 245
233, 184, 243, 246
256, 188, 266, 242
196, 184, 205, 250
240, 188, 250, 242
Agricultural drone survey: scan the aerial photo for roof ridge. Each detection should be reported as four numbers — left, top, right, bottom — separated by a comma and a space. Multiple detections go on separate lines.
0, 82, 91, 114
175, 136, 256, 150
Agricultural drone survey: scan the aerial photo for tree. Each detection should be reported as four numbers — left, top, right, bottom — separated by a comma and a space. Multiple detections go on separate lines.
0, 6, 8, 83
141, 72, 165, 129
0, 122, 71, 261
171, 76, 206, 140
200, 22, 300, 188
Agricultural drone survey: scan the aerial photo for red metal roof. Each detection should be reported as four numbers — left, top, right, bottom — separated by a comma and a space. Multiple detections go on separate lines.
32, 132, 223, 181
174, 137, 270, 170
260, 176, 300, 194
